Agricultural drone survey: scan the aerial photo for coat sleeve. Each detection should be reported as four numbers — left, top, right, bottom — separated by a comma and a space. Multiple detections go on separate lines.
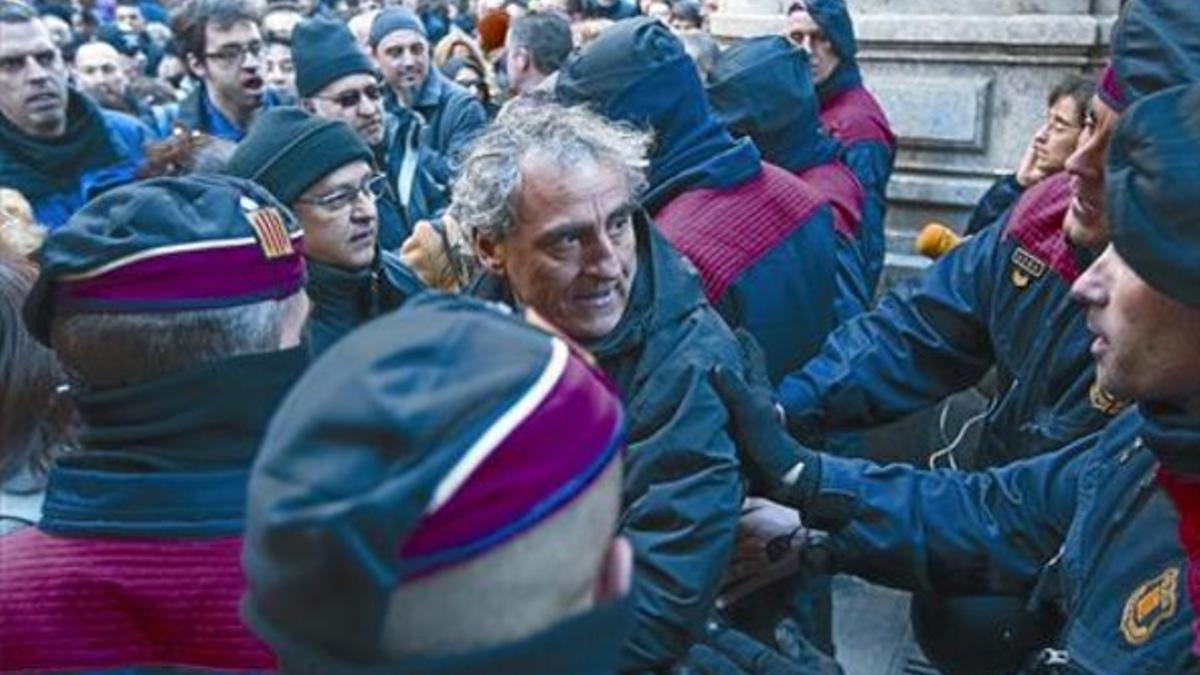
618, 362, 744, 671
813, 431, 1091, 596
421, 96, 487, 183
776, 222, 1003, 444
841, 140, 893, 292
965, 174, 1025, 236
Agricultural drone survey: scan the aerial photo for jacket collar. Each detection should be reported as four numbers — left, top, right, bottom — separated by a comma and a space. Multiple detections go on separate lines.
817, 61, 863, 104
1142, 402, 1200, 476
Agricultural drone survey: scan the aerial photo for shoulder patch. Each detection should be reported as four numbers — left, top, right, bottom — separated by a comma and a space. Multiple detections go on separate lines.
1010, 246, 1047, 289
246, 206, 294, 259
1121, 567, 1179, 646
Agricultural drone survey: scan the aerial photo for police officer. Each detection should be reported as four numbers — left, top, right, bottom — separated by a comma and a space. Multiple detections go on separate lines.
716, 80, 1200, 674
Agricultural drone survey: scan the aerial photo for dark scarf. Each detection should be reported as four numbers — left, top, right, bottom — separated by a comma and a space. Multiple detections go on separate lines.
0, 89, 121, 201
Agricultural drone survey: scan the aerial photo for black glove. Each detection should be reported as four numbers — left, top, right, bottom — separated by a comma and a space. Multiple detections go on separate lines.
681, 625, 844, 675
711, 364, 821, 510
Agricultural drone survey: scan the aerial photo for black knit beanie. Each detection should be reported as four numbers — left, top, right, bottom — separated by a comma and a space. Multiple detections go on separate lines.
224, 107, 373, 206
292, 17, 377, 99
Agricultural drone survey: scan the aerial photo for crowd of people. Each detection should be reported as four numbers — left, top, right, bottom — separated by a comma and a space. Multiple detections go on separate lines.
1, 0, 1200, 672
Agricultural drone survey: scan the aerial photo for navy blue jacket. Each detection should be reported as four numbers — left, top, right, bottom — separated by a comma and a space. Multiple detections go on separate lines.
966, 173, 1026, 236
778, 174, 1121, 467
812, 405, 1197, 673
472, 216, 745, 671
306, 249, 425, 355
378, 107, 452, 228
0, 92, 150, 230
384, 69, 487, 189
160, 83, 283, 141
556, 19, 841, 385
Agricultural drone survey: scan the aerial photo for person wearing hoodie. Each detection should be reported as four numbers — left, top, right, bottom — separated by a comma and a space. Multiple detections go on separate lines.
717, 80, 1200, 675
555, 18, 840, 388
243, 293, 637, 675
767, 1, 1200, 670
453, 101, 746, 671
225, 107, 424, 355
0, 2, 150, 230
291, 15, 425, 251
0, 175, 308, 672
707, 34, 870, 325
786, 0, 894, 294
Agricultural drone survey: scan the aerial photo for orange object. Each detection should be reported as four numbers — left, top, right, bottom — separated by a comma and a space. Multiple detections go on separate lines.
915, 222, 963, 260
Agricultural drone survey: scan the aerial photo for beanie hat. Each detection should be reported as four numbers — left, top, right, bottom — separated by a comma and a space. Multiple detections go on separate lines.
23, 175, 305, 344
788, 0, 856, 63
292, 16, 376, 98
1106, 83, 1200, 307
243, 292, 626, 663
368, 6, 426, 48
1110, 0, 1200, 111
224, 107, 373, 206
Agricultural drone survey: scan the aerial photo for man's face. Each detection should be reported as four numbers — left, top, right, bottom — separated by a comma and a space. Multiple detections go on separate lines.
786, 10, 838, 85
115, 5, 144, 33
292, 161, 380, 269
1033, 95, 1083, 176
374, 29, 429, 105
309, 73, 386, 147
191, 20, 265, 113
0, 20, 68, 138
74, 42, 129, 109
263, 42, 296, 99
1063, 96, 1118, 251
475, 155, 638, 341
1071, 245, 1200, 406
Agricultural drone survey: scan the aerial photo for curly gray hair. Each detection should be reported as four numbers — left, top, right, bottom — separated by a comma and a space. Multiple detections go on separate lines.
449, 101, 651, 241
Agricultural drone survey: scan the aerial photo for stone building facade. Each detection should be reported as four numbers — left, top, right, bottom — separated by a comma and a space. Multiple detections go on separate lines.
712, 0, 1118, 282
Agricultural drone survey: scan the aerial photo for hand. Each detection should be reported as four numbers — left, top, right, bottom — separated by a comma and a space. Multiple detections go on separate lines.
711, 366, 819, 507
719, 498, 804, 608
1015, 139, 1047, 187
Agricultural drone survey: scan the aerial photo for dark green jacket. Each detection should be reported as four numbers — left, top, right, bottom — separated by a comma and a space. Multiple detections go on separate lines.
306, 250, 424, 355
472, 215, 747, 670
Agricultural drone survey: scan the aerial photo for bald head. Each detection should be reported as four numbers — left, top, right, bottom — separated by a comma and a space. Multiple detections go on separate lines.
74, 41, 130, 110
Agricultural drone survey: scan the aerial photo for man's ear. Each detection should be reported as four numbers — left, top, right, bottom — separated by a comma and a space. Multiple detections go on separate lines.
472, 229, 507, 275
185, 52, 206, 80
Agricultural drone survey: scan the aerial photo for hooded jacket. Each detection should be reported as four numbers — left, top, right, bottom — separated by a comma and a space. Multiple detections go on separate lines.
707, 35, 872, 324
778, 173, 1118, 468
809, 405, 1198, 673
804, 0, 896, 293
471, 215, 745, 670
0, 90, 150, 230
556, 18, 840, 385
306, 248, 425, 355
0, 348, 307, 673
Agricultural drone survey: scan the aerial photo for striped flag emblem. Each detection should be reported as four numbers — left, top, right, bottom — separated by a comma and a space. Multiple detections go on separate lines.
247, 207, 294, 259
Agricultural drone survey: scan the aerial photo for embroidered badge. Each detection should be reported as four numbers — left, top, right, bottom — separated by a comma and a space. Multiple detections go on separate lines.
246, 206, 294, 259
1090, 380, 1130, 416
1010, 247, 1047, 289
1121, 567, 1178, 645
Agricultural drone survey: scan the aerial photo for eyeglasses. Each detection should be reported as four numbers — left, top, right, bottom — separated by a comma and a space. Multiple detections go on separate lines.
204, 41, 264, 66
297, 173, 387, 211
316, 83, 383, 109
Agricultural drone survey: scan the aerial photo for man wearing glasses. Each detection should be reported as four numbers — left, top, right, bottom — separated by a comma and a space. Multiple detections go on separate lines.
168, 0, 281, 140
292, 16, 434, 250
226, 107, 424, 354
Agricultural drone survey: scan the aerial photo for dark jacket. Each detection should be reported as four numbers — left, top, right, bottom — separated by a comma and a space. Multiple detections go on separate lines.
0, 348, 307, 673
966, 173, 1026, 236
0, 90, 150, 230
160, 83, 283, 141
378, 108, 452, 228
385, 69, 487, 187
818, 64, 896, 294
472, 216, 745, 671
812, 405, 1198, 673
778, 173, 1120, 468
306, 249, 425, 355
556, 19, 842, 385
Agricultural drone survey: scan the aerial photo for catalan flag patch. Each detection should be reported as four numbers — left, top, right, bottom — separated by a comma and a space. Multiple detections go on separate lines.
247, 207, 294, 259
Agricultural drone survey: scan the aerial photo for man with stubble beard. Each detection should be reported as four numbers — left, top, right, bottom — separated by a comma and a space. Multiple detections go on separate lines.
0, 1, 150, 230
167, 0, 281, 140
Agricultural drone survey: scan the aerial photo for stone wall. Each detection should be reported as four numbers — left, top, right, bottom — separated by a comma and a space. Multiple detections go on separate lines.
711, 0, 1118, 283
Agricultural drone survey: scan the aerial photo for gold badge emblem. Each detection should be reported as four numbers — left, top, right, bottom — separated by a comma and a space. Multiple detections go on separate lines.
1090, 380, 1130, 416
1010, 247, 1046, 289
246, 207, 294, 259
1121, 567, 1178, 645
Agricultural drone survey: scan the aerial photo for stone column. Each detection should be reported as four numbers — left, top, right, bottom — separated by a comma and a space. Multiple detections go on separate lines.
712, 0, 1118, 284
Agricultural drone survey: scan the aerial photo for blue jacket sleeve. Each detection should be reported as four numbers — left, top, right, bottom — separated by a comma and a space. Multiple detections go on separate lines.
965, 174, 1025, 236
776, 222, 1003, 443
815, 431, 1092, 595
842, 140, 892, 293
618, 363, 743, 670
